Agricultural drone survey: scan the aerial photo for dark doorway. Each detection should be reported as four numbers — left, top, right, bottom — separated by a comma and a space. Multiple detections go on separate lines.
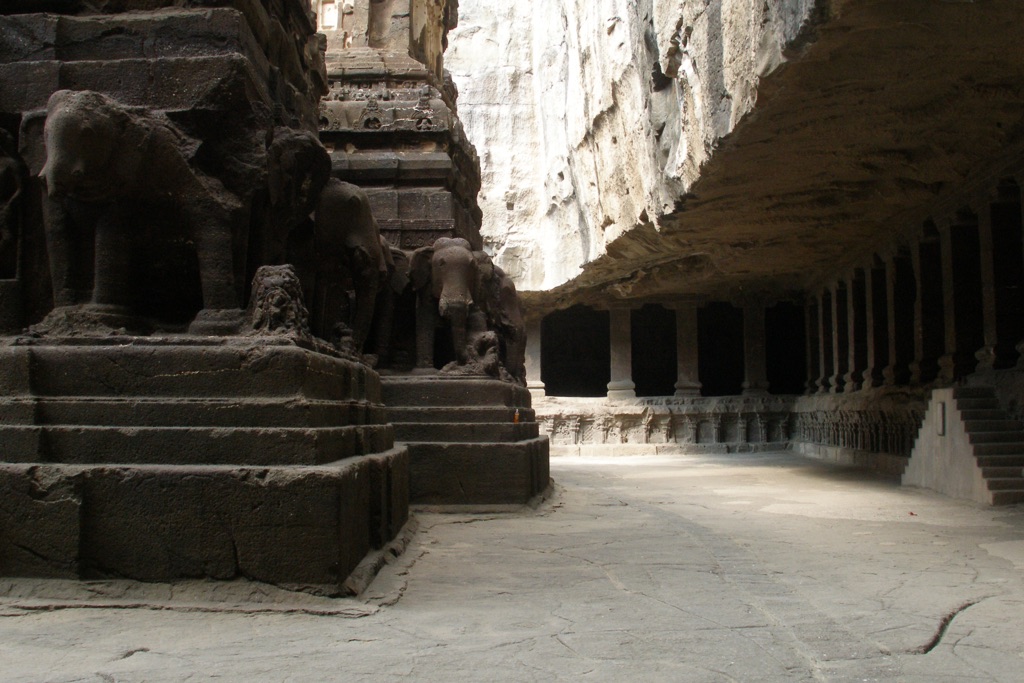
698, 302, 744, 396
542, 305, 610, 396
765, 301, 806, 395
631, 304, 677, 397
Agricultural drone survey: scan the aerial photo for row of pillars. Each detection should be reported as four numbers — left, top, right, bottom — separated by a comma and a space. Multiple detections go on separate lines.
807, 177, 1024, 392
524, 301, 771, 400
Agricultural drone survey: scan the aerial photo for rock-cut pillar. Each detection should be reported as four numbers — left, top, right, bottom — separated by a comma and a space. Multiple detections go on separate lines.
742, 299, 769, 395
673, 302, 701, 397
606, 306, 636, 400
525, 316, 545, 399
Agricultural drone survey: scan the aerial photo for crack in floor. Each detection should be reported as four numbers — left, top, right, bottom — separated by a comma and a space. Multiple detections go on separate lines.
912, 597, 989, 655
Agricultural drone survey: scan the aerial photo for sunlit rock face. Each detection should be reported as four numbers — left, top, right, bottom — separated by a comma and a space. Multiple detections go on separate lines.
446, 0, 818, 292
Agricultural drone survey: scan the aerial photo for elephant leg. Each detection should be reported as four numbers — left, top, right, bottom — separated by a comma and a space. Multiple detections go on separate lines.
351, 268, 379, 353
193, 218, 238, 311
415, 291, 437, 369
91, 208, 132, 310
41, 196, 81, 307
448, 304, 469, 364
372, 285, 395, 363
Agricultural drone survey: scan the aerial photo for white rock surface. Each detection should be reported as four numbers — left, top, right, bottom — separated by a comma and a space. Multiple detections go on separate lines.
446, 0, 818, 292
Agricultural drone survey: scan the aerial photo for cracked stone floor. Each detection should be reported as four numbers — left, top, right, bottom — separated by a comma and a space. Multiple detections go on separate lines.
2, 451, 1024, 682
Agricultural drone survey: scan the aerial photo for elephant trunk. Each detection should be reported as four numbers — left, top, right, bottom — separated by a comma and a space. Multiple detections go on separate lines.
446, 302, 470, 364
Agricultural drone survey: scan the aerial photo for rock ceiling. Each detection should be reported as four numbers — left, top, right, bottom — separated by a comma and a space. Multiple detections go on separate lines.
521, 0, 1024, 312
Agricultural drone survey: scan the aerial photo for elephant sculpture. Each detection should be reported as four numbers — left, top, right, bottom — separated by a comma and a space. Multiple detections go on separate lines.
265, 128, 386, 355
38, 89, 242, 333
310, 178, 387, 352
474, 250, 527, 384
410, 236, 481, 371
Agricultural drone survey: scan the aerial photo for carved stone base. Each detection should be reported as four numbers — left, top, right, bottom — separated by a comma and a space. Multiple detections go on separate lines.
0, 336, 408, 592
382, 376, 550, 505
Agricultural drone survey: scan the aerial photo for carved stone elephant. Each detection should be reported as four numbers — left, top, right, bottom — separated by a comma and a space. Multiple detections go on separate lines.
474, 250, 526, 384
309, 178, 387, 352
410, 236, 478, 369
38, 89, 242, 332
264, 129, 385, 354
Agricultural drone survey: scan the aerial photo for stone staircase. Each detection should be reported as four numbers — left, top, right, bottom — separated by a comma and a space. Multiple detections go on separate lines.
903, 386, 1024, 505
957, 386, 1024, 505
381, 376, 550, 506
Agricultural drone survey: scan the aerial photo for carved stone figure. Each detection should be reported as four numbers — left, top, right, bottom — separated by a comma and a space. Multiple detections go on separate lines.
247, 264, 311, 339
474, 250, 527, 384
304, 178, 386, 352
410, 236, 479, 370
38, 90, 242, 332
370, 237, 411, 365
265, 129, 386, 355
0, 130, 23, 280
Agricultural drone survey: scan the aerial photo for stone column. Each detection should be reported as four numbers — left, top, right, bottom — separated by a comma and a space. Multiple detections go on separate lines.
864, 260, 888, 389
742, 299, 769, 395
975, 199, 999, 370
805, 298, 820, 394
829, 284, 846, 393
606, 305, 636, 400
524, 316, 545, 399
938, 220, 957, 384
673, 302, 701, 397
817, 290, 832, 393
844, 273, 866, 391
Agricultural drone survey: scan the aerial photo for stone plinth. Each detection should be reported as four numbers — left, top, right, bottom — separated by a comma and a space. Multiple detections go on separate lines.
382, 375, 549, 505
0, 337, 409, 593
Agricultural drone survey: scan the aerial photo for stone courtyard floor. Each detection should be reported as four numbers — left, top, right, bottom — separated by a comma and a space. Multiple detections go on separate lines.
3, 451, 1024, 682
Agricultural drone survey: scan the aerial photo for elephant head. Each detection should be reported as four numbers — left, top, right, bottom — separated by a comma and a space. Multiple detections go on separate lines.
39, 90, 127, 202
410, 237, 478, 365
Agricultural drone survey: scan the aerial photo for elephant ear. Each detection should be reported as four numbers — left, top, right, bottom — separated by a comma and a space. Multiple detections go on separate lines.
390, 248, 411, 294
409, 245, 434, 291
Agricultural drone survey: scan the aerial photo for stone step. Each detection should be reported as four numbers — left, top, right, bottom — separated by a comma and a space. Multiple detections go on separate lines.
976, 455, 1024, 468
991, 490, 1024, 506
386, 406, 535, 424
986, 478, 1024, 491
963, 419, 1024, 432
381, 376, 531, 408
0, 448, 408, 588
981, 466, 1024, 479
0, 398, 386, 429
959, 409, 1009, 421
0, 344, 381, 402
0, 424, 394, 467
955, 398, 1002, 411
953, 386, 997, 399
404, 437, 550, 505
974, 442, 1024, 456
967, 431, 1024, 444
393, 422, 539, 443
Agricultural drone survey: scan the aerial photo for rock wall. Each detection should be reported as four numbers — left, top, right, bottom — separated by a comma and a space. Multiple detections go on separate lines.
446, 0, 820, 291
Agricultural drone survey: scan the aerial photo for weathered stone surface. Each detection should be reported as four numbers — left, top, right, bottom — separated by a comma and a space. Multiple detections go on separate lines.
0, 449, 408, 592
0, 465, 80, 578
383, 375, 549, 505
447, 1, 1024, 311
